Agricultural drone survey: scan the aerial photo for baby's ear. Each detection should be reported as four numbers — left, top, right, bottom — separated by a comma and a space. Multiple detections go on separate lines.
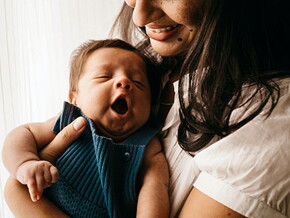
68, 91, 78, 106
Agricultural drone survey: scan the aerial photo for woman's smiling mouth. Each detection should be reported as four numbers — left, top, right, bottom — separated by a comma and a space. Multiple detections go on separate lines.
145, 24, 181, 41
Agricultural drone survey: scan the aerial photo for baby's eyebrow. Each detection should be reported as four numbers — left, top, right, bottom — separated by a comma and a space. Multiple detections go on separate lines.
131, 68, 147, 75
95, 63, 112, 70
132, 72, 147, 80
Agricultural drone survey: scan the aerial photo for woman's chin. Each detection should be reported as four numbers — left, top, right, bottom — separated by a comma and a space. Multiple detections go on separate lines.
150, 38, 188, 57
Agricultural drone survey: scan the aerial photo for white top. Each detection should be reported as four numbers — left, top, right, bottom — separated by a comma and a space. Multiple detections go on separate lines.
161, 77, 290, 218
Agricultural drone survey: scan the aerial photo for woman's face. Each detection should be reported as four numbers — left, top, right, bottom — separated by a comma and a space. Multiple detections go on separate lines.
124, 0, 203, 56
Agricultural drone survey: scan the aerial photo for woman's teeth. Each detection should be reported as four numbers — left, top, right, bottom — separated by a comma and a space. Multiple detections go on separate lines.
150, 25, 179, 33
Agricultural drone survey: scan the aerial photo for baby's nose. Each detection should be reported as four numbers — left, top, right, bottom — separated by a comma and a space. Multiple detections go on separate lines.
115, 77, 132, 89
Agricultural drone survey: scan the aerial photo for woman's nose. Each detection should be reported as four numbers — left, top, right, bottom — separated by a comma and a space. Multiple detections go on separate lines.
126, 0, 163, 27
115, 77, 132, 90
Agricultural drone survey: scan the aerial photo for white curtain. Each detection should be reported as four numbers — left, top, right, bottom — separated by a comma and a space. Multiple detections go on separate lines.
0, 0, 123, 217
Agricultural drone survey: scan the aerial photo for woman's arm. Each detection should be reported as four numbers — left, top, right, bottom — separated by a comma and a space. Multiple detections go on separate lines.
136, 137, 170, 218
179, 188, 246, 218
4, 177, 70, 218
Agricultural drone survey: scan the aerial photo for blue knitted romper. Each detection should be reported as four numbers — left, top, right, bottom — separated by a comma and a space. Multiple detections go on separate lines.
45, 102, 162, 218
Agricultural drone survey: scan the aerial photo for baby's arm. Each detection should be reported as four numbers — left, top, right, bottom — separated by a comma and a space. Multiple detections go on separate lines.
2, 117, 58, 201
136, 136, 170, 218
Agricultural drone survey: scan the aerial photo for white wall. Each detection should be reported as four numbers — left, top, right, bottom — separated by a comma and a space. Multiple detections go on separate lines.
0, 0, 123, 217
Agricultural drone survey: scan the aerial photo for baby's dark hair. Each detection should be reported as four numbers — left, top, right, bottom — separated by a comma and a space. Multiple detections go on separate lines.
69, 39, 160, 104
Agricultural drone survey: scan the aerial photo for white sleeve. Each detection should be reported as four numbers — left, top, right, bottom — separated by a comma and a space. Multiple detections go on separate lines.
193, 79, 290, 218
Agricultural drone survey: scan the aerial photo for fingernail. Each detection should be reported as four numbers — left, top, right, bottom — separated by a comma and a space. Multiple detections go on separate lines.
73, 117, 85, 130
32, 196, 38, 202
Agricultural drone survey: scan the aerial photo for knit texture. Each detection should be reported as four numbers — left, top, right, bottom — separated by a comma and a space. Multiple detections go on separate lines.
45, 102, 161, 218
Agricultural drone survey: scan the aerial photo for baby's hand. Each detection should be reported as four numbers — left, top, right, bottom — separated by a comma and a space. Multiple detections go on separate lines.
16, 160, 58, 202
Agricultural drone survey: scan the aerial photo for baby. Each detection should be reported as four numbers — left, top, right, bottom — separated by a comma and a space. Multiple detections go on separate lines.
3, 39, 169, 217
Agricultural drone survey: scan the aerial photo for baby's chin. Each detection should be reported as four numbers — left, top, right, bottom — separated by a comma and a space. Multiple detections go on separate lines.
104, 131, 132, 144
97, 124, 141, 144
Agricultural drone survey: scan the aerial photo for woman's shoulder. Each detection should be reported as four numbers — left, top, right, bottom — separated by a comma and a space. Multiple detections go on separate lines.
195, 76, 290, 175
193, 77, 290, 217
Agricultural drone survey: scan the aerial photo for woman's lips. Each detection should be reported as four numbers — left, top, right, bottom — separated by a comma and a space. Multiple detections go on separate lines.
145, 24, 181, 41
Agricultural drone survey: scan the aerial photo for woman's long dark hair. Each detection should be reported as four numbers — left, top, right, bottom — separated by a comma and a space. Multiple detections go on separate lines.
110, 4, 145, 45
111, 0, 290, 153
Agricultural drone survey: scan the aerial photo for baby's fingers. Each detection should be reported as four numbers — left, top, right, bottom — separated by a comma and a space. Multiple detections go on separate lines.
50, 165, 59, 183
27, 179, 39, 202
43, 165, 58, 185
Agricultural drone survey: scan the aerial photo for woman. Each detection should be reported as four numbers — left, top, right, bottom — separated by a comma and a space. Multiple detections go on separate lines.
4, 0, 290, 217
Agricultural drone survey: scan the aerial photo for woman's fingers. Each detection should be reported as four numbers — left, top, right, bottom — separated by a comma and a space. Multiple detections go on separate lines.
39, 117, 86, 164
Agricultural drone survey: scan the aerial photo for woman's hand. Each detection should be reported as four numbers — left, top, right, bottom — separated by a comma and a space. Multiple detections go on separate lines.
39, 116, 86, 164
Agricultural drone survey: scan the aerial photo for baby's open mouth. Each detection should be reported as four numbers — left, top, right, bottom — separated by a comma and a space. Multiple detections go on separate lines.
111, 97, 128, 115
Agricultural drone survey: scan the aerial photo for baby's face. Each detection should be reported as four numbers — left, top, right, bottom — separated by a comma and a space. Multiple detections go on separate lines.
70, 47, 151, 141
